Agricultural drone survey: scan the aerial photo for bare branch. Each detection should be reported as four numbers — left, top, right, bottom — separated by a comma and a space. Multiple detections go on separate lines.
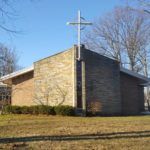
0, 44, 19, 77
84, 6, 150, 72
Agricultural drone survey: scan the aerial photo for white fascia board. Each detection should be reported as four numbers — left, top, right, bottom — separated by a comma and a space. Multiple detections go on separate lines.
140, 82, 150, 87
120, 67, 150, 82
0, 66, 34, 82
0, 82, 7, 86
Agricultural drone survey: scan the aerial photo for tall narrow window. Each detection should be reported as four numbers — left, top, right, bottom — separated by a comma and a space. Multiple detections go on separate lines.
77, 61, 82, 108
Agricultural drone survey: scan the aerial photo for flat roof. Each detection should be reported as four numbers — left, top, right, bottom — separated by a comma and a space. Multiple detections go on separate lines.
0, 66, 33, 84
0, 82, 8, 87
120, 67, 150, 82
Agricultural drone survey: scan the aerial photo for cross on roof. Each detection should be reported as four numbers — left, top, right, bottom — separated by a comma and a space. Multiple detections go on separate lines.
67, 10, 92, 61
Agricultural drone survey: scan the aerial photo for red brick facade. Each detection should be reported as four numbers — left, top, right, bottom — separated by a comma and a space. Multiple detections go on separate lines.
11, 71, 34, 106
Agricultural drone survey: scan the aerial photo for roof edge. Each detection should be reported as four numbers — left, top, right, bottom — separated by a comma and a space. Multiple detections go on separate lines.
0, 82, 8, 86
34, 45, 77, 64
0, 66, 34, 82
120, 67, 150, 82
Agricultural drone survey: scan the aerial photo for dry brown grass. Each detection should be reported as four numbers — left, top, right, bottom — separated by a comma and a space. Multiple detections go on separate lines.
0, 115, 150, 150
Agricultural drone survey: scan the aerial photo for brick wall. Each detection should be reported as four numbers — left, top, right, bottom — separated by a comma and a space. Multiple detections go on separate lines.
83, 49, 121, 115
34, 46, 76, 106
11, 71, 34, 106
120, 72, 144, 115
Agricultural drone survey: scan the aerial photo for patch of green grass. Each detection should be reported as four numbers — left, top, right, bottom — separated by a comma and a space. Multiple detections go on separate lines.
0, 115, 150, 150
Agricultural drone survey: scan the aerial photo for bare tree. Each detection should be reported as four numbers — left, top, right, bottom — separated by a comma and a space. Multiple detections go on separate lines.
84, 8, 124, 66
0, 44, 19, 114
137, 43, 150, 108
124, 1, 150, 107
84, 6, 150, 72
0, 44, 19, 76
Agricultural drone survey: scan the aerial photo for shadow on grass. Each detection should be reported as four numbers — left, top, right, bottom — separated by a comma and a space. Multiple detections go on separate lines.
0, 130, 150, 143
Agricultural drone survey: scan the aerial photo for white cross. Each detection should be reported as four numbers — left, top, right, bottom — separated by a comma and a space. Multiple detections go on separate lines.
67, 10, 92, 61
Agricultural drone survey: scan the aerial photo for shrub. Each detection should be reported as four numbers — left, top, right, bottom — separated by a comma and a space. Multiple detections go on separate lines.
11, 106, 22, 114
4, 105, 12, 113
54, 105, 75, 116
21, 106, 30, 114
5, 105, 75, 116
29, 106, 39, 115
38, 105, 55, 115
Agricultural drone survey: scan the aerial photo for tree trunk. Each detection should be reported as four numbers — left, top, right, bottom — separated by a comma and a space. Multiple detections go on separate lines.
143, 64, 150, 110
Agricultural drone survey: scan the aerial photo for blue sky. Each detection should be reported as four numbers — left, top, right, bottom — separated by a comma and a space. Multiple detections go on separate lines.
0, 0, 126, 68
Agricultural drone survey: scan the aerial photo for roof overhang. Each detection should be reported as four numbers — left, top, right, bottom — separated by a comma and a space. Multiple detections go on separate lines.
140, 83, 150, 87
0, 82, 8, 87
120, 67, 150, 84
0, 66, 34, 85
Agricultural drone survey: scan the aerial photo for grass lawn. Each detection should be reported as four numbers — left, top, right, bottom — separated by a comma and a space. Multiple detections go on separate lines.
0, 115, 150, 150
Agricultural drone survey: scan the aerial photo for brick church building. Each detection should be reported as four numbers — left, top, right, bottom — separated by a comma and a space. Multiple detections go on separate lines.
1, 45, 150, 115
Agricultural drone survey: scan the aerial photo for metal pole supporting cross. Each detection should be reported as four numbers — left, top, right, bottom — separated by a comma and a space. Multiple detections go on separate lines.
67, 10, 92, 61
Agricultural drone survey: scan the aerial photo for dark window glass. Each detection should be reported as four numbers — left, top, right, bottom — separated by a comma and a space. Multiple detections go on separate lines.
76, 61, 82, 108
